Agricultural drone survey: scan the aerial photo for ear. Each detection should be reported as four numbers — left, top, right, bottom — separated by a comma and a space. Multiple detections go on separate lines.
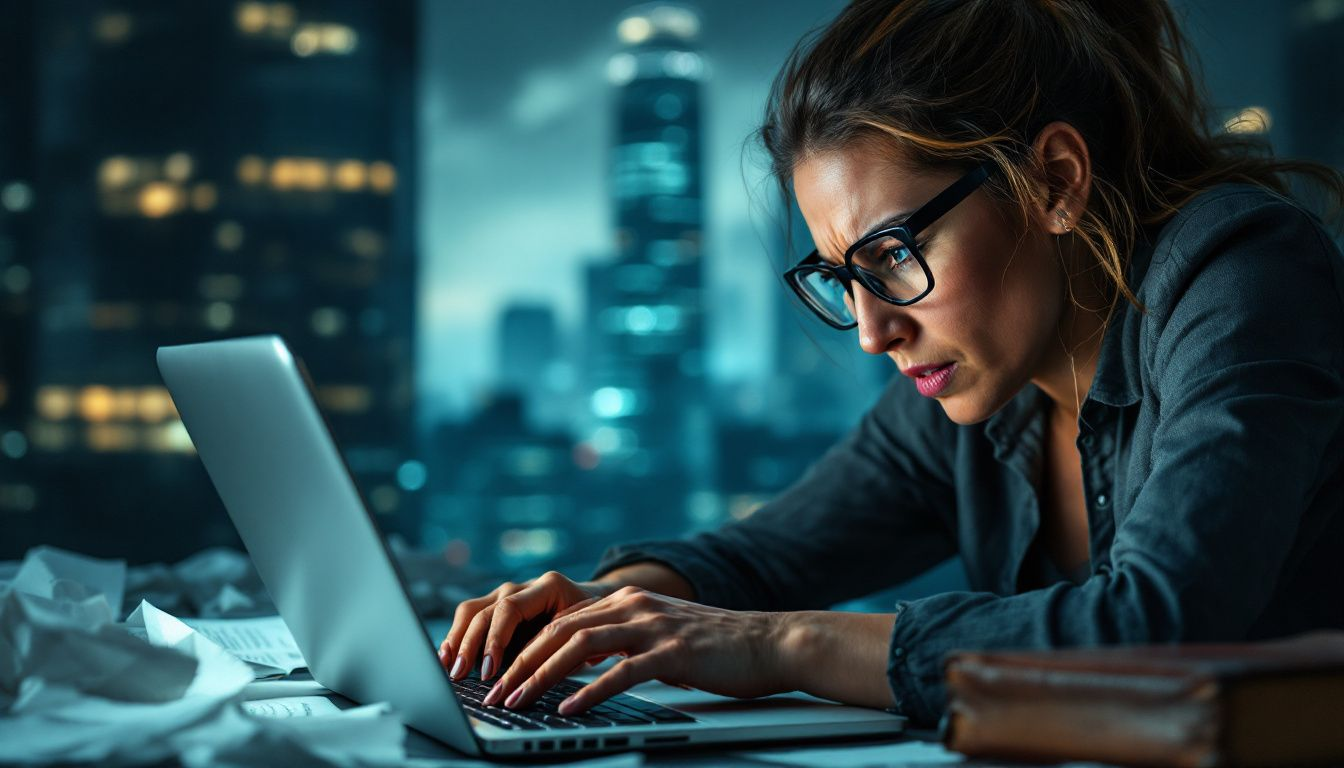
1030, 121, 1092, 236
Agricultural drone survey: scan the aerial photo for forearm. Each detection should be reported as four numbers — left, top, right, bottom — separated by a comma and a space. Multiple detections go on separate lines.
589, 561, 697, 602
776, 610, 898, 710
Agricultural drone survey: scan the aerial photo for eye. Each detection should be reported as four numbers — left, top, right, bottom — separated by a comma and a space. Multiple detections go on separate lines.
883, 244, 915, 270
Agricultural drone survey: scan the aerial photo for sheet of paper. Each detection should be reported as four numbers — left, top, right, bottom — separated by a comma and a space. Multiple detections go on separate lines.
1, 547, 411, 767
182, 614, 307, 677
242, 696, 339, 718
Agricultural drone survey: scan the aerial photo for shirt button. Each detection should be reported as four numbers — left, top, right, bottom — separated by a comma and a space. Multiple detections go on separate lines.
1095, 493, 1110, 508
893, 647, 905, 659
1080, 434, 1094, 448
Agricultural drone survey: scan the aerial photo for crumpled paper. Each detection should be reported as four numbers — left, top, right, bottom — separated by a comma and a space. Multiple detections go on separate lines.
0, 546, 406, 767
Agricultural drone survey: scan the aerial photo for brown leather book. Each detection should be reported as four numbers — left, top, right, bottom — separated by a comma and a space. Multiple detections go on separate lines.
942, 632, 1344, 767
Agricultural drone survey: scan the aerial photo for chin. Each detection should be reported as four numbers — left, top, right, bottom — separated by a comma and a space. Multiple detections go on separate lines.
936, 387, 1010, 426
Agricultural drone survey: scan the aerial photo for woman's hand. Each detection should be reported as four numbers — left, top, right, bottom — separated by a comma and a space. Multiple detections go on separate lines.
438, 571, 619, 682
478, 586, 792, 716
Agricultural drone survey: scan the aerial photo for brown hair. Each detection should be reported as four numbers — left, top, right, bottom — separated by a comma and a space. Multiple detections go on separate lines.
760, 0, 1344, 311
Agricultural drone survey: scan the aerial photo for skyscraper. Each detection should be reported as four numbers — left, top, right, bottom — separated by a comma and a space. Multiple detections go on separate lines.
580, 4, 711, 539
4, 1, 417, 561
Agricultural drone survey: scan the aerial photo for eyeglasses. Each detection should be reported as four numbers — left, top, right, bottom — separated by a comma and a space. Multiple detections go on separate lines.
783, 160, 997, 330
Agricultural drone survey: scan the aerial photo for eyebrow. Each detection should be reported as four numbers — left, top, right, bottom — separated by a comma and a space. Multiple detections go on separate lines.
818, 209, 916, 265
858, 209, 915, 241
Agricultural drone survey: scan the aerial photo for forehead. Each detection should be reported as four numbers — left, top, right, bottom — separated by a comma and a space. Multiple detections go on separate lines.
792, 143, 946, 260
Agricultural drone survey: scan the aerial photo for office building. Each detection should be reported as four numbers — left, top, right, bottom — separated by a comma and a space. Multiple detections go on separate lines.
3, 1, 417, 561
580, 4, 712, 541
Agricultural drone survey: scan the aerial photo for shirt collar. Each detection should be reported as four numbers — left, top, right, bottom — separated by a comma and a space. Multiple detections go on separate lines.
1086, 230, 1155, 409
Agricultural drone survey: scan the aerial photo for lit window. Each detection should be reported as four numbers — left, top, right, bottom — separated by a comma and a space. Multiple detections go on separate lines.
86, 423, 137, 452
291, 26, 320, 56
36, 387, 75, 420
368, 162, 396, 193
333, 160, 366, 191
99, 157, 136, 190
235, 2, 269, 34
204, 302, 235, 331
112, 389, 138, 421
319, 24, 357, 54
164, 152, 194, 181
269, 158, 299, 190
78, 386, 116, 423
136, 388, 176, 423
138, 182, 184, 218
297, 158, 329, 190
237, 155, 266, 185
144, 420, 194, 454
310, 307, 347, 337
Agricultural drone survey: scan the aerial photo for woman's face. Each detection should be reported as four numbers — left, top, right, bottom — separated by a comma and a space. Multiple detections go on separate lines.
793, 142, 1066, 425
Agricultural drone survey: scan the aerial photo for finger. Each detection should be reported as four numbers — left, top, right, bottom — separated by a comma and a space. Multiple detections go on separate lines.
483, 604, 629, 706
440, 595, 493, 669
452, 599, 507, 680
503, 624, 646, 710
479, 577, 566, 681
440, 584, 513, 664
557, 651, 673, 716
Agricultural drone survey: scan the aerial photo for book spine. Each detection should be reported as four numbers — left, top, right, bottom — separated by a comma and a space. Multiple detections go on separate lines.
943, 661, 1224, 768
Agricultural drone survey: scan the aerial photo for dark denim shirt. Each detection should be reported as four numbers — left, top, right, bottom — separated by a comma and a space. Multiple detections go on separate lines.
590, 184, 1344, 727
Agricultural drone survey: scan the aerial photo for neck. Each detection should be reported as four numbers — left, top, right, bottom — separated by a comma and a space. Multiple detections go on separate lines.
1032, 246, 1113, 427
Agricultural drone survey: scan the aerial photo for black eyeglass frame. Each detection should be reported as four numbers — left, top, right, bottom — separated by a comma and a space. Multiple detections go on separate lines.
783, 159, 997, 330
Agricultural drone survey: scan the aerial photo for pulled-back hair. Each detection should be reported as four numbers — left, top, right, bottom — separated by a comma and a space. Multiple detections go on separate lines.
760, 0, 1344, 310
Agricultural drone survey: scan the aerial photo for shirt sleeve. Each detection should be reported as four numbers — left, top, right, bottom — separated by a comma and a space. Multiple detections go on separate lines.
590, 373, 960, 612
884, 195, 1344, 726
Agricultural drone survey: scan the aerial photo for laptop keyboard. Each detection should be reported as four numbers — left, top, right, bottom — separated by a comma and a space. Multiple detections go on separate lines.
452, 674, 697, 731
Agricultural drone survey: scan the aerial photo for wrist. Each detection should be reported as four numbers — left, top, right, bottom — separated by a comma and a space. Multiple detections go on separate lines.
772, 610, 826, 692
588, 561, 696, 601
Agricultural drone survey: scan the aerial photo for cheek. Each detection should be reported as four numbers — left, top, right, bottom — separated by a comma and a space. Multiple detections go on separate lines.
926, 233, 1062, 372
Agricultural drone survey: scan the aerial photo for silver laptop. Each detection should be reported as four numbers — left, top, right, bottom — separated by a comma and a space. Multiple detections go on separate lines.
157, 335, 906, 758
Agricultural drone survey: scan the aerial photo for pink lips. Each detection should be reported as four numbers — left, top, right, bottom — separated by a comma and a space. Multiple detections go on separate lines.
904, 362, 957, 397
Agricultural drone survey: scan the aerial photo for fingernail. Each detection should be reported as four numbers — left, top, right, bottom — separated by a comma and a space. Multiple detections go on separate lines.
481, 654, 495, 680
504, 683, 527, 709
558, 696, 577, 715
450, 655, 466, 679
483, 681, 503, 706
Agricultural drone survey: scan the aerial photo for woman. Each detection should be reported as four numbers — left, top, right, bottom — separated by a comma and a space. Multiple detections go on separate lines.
438, 0, 1344, 726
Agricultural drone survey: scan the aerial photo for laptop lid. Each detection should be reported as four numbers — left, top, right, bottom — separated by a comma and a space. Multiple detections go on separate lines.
157, 335, 482, 756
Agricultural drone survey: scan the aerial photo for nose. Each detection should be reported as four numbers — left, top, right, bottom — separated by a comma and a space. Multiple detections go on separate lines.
851, 285, 914, 355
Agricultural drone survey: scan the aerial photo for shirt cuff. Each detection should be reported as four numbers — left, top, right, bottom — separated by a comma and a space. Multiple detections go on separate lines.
886, 600, 941, 726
